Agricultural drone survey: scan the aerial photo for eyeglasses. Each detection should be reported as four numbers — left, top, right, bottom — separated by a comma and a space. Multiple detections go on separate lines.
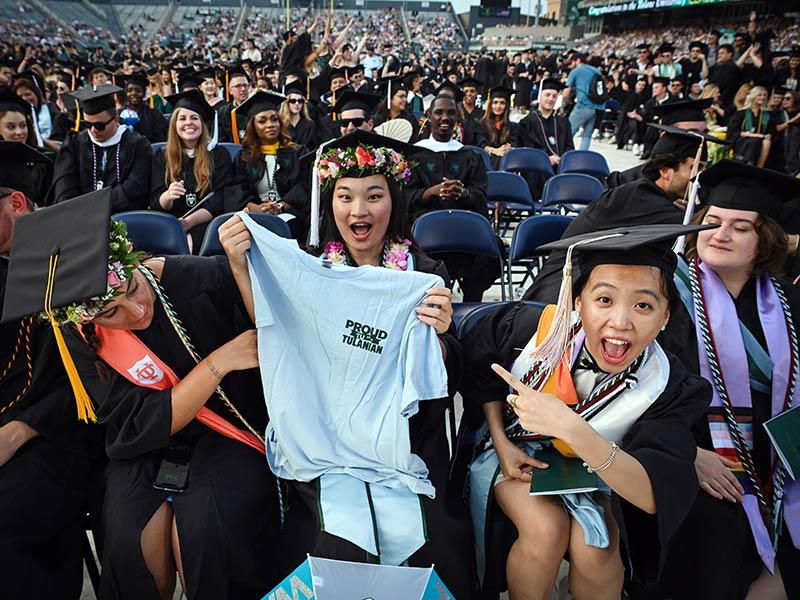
287, 98, 305, 105
230, 83, 249, 89
338, 117, 365, 128
80, 115, 117, 131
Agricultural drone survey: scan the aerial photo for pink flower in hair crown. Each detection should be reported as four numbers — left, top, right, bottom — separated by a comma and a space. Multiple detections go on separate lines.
316, 143, 416, 189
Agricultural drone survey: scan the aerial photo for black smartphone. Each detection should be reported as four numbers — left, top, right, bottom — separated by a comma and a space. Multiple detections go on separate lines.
153, 443, 192, 493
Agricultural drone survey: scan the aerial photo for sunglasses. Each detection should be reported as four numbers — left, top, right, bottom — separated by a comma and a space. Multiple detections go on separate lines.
337, 117, 365, 128
287, 98, 305, 105
81, 115, 116, 131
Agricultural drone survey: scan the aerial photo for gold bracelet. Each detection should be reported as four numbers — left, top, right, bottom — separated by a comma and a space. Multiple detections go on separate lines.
583, 441, 619, 474
205, 357, 224, 381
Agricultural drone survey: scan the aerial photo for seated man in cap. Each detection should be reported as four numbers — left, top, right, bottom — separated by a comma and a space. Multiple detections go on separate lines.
0, 142, 99, 599
120, 72, 167, 144
409, 94, 497, 302
52, 84, 152, 213
332, 90, 379, 138
216, 67, 252, 144
524, 126, 714, 304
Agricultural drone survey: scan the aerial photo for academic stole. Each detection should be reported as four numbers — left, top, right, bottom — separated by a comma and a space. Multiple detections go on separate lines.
81, 325, 265, 455
688, 256, 800, 570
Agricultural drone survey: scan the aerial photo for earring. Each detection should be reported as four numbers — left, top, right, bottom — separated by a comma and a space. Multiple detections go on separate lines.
661, 324, 667, 331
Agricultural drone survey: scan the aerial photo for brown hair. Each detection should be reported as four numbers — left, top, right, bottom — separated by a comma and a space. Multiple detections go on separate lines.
0, 109, 36, 146
240, 109, 295, 166
685, 206, 788, 277
481, 96, 511, 146
164, 108, 213, 197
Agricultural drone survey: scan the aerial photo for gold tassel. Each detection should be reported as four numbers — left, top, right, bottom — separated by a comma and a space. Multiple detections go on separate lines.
44, 254, 97, 423
73, 99, 81, 132
231, 107, 240, 144
225, 70, 230, 103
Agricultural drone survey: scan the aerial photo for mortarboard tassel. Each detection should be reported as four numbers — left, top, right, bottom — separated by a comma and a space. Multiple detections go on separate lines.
29, 104, 43, 148
306, 77, 311, 99
225, 69, 230, 103
44, 254, 97, 423
73, 99, 81, 132
231, 107, 240, 144
207, 111, 219, 151
308, 138, 337, 247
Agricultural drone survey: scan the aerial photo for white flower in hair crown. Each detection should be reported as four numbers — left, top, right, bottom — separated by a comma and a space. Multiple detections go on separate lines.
316, 144, 415, 189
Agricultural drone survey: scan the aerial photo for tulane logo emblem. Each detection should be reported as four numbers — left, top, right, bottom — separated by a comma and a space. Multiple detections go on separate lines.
127, 355, 165, 385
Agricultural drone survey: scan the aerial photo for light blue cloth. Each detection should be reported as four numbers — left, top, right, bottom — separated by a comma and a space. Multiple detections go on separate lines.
566, 64, 605, 110
241, 213, 449, 562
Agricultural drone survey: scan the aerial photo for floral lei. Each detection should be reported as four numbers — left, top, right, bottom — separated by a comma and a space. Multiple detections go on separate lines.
323, 238, 413, 271
49, 220, 144, 325
316, 144, 414, 189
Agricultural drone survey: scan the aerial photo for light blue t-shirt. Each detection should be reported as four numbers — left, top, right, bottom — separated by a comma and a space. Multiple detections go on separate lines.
241, 213, 448, 498
566, 63, 605, 110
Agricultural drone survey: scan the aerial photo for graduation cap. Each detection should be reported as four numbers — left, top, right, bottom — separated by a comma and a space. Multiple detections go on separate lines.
178, 71, 203, 91
635, 43, 650, 51
656, 43, 676, 54
375, 75, 406, 109
66, 84, 122, 116
282, 78, 313, 101
164, 88, 215, 123
699, 159, 800, 222
689, 40, 706, 52
332, 90, 381, 116
236, 90, 286, 120
11, 70, 43, 93
436, 80, 465, 103
0, 141, 52, 202
487, 86, 514, 102
653, 98, 712, 126
308, 130, 419, 246
0, 188, 135, 423
539, 78, 564, 92
0, 87, 32, 116
329, 67, 349, 84
648, 123, 729, 161
652, 76, 670, 87
527, 223, 716, 376
124, 72, 149, 91
458, 77, 485, 91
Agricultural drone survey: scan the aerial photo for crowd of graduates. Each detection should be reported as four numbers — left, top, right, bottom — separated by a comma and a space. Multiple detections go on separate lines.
1, 5, 800, 600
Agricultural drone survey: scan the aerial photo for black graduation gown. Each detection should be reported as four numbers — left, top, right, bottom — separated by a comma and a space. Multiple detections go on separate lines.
523, 178, 682, 303
478, 120, 520, 170
0, 257, 100, 600
278, 251, 478, 600
606, 164, 644, 189
129, 104, 167, 143
52, 128, 152, 213
457, 301, 711, 593
405, 147, 498, 301
216, 101, 249, 144
462, 105, 484, 147
518, 110, 574, 197
650, 276, 800, 600
65, 256, 281, 600
286, 117, 318, 150
727, 109, 775, 165
149, 146, 234, 249
279, 32, 312, 80
225, 147, 309, 240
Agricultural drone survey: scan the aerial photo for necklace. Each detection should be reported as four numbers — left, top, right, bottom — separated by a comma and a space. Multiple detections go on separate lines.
322, 238, 412, 271
91, 143, 121, 192
261, 155, 280, 202
535, 110, 559, 155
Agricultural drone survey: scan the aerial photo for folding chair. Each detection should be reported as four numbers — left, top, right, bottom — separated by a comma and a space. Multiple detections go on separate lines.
112, 211, 191, 255
150, 142, 165, 155
541, 173, 604, 215
506, 215, 573, 298
199, 212, 292, 256
462, 144, 493, 171
412, 209, 506, 301
217, 142, 242, 162
486, 171, 535, 235
558, 149, 611, 182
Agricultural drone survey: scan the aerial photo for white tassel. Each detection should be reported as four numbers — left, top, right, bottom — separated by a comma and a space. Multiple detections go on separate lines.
528, 233, 623, 373
207, 112, 219, 151
30, 104, 43, 148
308, 138, 337, 247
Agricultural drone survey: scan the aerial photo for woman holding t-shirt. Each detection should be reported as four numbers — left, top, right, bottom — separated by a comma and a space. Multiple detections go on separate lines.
219, 130, 478, 599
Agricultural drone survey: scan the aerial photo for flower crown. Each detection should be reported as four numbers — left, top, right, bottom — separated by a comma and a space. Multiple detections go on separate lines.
49, 221, 144, 325
316, 144, 414, 190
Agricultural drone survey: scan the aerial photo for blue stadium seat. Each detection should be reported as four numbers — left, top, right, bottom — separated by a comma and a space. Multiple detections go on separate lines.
462, 145, 492, 171
218, 143, 242, 162
486, 170, 536, 234
506, 215, 573, 298
500, 147, 554, 179
150, 142, 165, 155
541, 173, 604, 213
199, 212, 292, 257
412, 209, 506, 301
112, 211, 190, 255
558, 150, 611, 181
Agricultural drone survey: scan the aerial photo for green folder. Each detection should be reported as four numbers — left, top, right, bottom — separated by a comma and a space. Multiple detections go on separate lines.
764, 404, 800, 480
530, 445, 599, 496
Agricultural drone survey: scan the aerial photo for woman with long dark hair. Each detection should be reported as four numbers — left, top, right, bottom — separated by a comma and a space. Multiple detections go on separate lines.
372, 76, 421, 143
226, 91, 309, 241
218, 130, 477, 599
478, 86, 518, 169
150, 90, 233, 251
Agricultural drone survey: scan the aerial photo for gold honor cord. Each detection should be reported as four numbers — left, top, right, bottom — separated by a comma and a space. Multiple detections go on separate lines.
44, 254, 97, 422
0, 316, 34, 417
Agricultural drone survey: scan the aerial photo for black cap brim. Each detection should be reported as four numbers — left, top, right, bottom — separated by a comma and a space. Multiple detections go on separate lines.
2, 188, 112, 323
